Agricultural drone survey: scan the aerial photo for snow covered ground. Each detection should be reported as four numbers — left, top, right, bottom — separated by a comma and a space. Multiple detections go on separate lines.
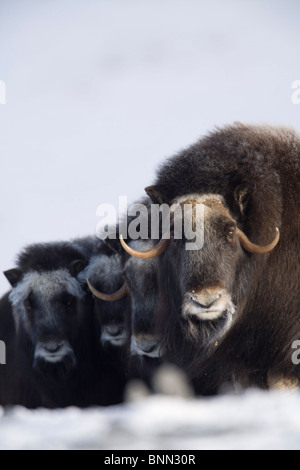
1, 390, 300, 450
1, 0, 300, 451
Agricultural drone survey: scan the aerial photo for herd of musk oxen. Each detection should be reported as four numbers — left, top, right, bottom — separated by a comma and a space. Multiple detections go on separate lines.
1, 122, 300, 409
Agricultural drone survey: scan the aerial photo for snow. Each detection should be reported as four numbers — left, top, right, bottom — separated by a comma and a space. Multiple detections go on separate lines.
1, 0, 300, 450
0, 390, 300, 450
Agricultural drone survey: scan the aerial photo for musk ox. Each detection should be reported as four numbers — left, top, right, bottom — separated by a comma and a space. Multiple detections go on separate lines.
1, 239, 125, 408
1, 241, 92, 407
82, 240, 130, 404
119, 239, 163, 386
84, 241, 128, 348
127, 124, 300, 393
122, 240, 162, 361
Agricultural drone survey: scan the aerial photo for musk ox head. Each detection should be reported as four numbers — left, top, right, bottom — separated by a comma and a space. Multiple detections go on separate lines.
120, 192, 280, 367
4, 259, 88, 379
84, 249, 128, 348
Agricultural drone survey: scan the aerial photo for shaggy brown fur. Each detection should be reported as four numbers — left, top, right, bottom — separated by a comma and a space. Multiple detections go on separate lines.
146, 124, 300, 394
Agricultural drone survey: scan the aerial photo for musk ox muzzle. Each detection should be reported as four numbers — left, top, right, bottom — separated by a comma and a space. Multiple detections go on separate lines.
183, 287, 236, 322
130, 334, 162, 359
33, 339, 76, 377
101, 324, 127, 347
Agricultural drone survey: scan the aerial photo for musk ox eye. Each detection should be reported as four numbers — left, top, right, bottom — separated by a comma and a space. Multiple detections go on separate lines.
226, 226, 236, 242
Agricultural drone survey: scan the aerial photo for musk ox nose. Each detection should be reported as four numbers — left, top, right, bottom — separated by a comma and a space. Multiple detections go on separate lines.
106, 325, 123, 337
34, 339, 76, 375
101, 324, 127, 346
131, 335, 162, 358
44, 341, 63, 353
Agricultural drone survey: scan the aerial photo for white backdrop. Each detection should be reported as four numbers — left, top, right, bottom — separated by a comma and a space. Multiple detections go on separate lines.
0, 0, 300, 295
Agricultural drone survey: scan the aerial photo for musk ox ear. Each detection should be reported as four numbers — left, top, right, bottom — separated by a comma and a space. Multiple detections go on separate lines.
3, 268, 23, 287
68, 260, 89, 278
234, 184, 252, 215
145, 185, 169, 204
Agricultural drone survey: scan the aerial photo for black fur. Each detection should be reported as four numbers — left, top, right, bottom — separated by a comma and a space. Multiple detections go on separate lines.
1, 239, 128, 408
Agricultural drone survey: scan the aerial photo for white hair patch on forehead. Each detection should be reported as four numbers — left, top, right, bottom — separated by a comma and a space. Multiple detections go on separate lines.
172, 193, 225, 206
9, 269, 85, 307
79, 253, 122, 284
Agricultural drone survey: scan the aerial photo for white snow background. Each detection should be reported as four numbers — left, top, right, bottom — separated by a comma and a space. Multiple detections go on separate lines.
0, 0, 300, 450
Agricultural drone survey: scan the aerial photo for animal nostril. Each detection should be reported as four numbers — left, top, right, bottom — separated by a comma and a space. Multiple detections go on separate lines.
131, 336, 161, 358
137, 340, 158, 354
44, 342, 62, 353
106, 325, 123, 337
141, 344, 155, 353
191, 293, 221, 309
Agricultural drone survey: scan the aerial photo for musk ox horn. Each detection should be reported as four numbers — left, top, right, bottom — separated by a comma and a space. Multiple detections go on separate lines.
120, 235, 170, 259
87, 279, 128, 302
237, 227, 280, 254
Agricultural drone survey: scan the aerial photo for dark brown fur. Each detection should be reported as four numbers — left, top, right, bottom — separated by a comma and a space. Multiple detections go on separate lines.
147, 124, 300, 394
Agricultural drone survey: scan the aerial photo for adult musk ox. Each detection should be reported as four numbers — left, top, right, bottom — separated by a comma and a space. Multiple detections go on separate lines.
126, 124, 300, 393
84, 241, 128, 348
1, 239, 117, 408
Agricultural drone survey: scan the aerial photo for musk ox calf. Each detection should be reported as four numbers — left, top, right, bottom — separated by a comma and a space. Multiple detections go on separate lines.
132, 124, 300, 393
1, 239, 123, 408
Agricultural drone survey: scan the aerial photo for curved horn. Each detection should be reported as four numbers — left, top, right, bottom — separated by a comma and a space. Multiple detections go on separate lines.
237, 227, 280, 254
87, 279, 128, 302
120, 235, 170, 259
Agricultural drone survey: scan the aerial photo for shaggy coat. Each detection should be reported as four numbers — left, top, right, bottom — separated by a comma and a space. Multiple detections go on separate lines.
1, 239, 126, 408
146, 124, 300, 393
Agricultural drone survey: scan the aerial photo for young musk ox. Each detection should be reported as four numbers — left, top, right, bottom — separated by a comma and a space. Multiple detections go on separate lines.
1, 239, 125, 408
81, 240, 129, 404
125, 124, 300, 393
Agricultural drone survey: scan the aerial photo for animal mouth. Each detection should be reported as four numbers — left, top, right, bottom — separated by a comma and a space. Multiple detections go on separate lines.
183, 290, 236, 321
109, 336, 127, 346
101, 325, 127, 346
43, 353, 68, 363
188, 308, 227, 321
33, 348, 77, 378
